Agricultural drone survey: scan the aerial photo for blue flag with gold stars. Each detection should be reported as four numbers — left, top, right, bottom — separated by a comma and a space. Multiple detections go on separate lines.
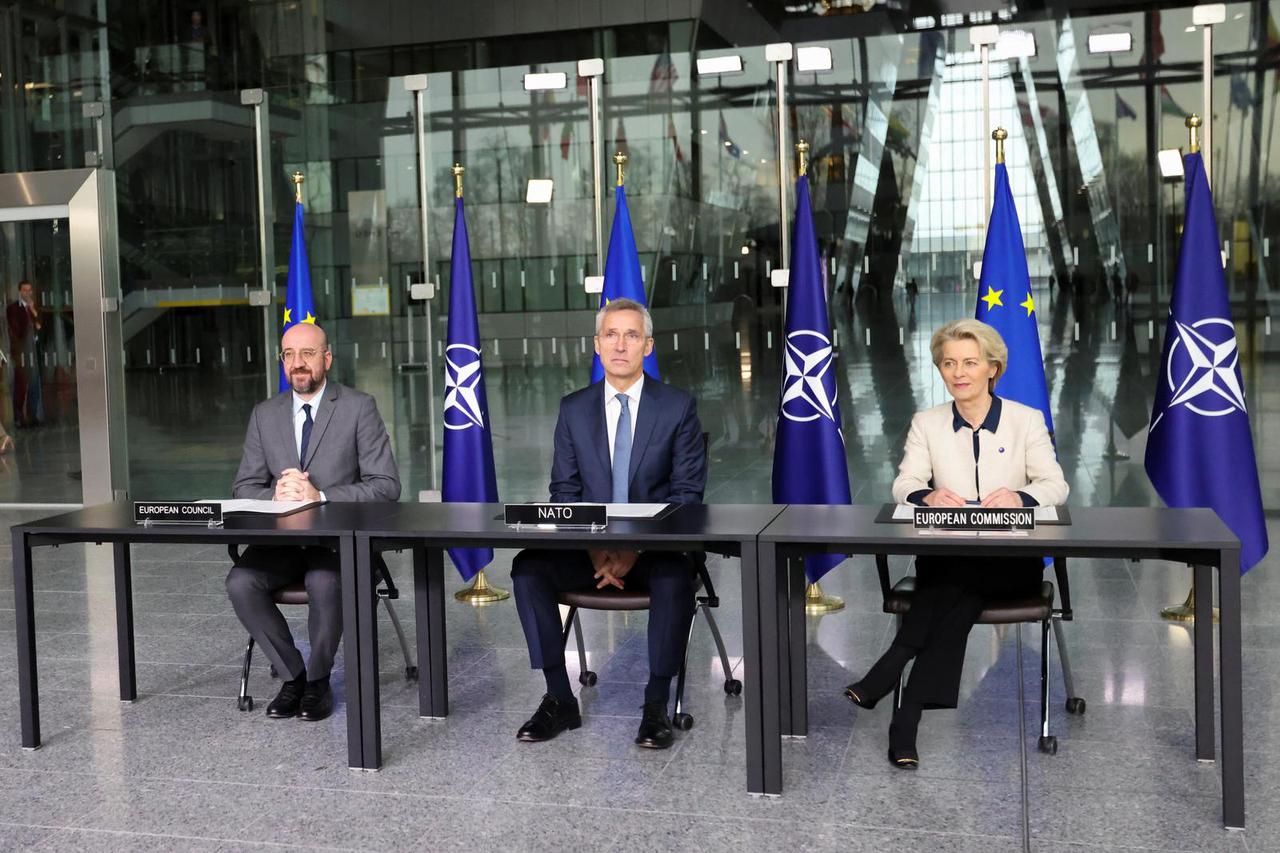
1145, 151, 1267, 573
590, 185, 660, 383
279, 200, 316, 392
975, 162, 1054, 435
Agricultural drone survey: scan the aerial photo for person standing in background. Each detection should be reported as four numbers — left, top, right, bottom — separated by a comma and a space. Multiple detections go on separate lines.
7, 280, 43, 428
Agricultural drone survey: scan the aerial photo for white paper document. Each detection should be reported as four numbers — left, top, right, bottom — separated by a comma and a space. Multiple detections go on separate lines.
893, 503, 1059, 522
199, 499, 323, 515
604, 503, 670, 519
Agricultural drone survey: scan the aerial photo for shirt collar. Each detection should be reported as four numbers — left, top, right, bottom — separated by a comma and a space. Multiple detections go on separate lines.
293, 381, 326, 416
951, 395, 1002, 433
605, 374, 644, 405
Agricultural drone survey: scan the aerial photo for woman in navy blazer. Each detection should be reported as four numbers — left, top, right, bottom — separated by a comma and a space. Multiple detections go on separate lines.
845, 319, 1068, 768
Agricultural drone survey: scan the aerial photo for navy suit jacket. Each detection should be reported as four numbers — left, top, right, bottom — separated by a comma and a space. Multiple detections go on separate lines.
549, 378, 706, 504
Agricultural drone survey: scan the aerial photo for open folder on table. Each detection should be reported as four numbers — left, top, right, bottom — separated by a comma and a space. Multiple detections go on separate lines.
198, 499, 324, 516
604, 503, 671, 519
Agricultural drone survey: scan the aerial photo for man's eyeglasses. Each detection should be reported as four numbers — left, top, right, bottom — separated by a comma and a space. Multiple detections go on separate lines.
279, 348, 325, 363
597, 331, 647, 347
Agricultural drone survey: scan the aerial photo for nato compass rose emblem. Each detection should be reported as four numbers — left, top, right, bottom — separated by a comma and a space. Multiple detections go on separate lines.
1150, 317, 1247, 431
781, 329, 841, 432
443, 343, 486, 431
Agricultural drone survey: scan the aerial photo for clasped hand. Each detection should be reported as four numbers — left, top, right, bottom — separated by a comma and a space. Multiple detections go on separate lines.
274, 468, 320, 502
923, 486, 1023, 508
590, 549, 639, 589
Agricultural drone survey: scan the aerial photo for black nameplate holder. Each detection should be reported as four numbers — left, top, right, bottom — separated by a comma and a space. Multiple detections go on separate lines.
913, 506, 1034, 532
134, 501, 224, 527
504, 503, 607, 531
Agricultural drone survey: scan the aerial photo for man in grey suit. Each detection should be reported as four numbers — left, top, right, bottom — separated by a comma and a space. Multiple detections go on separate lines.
226, 321, 400, 721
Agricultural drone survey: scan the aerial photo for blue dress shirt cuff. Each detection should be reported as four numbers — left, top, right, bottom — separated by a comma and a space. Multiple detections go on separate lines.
1017, 491, 1038, 507
906, 489, 930, 506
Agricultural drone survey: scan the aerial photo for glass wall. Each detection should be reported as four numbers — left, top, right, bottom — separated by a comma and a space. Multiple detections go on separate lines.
0, 1, 1276, 509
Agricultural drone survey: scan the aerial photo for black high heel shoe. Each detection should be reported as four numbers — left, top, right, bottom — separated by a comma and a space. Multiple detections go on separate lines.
843, 682, 881, 710
887, 703, 922, 770
844, 644, 914, 710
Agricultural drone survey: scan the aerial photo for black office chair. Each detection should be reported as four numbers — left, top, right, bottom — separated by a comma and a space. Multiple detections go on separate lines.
229, 545, 418, 711
559, 555, 740, 730
875, 554, 1085, 753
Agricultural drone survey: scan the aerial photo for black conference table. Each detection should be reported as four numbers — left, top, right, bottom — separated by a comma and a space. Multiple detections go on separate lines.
352, 501, 785, 790
9, 501, 398, 771
758, 504, 1245, 829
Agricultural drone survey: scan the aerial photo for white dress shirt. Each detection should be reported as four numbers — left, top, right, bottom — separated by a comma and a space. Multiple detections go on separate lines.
604, 374, 643, 466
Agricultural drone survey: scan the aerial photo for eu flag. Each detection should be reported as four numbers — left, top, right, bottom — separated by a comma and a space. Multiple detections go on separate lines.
1145, 152, 1268, 572
771, 174, 852, 582
441, 195, 500, 580
590, 184, 660, 382
975, 162, 1054, 435
279, 200, 317, 392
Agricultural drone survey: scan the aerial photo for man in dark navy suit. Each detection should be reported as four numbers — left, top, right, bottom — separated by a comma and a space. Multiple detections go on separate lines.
511, 297, 706, 749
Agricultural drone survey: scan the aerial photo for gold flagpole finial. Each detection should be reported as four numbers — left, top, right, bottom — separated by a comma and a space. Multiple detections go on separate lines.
291, 171, 305, 203
992, 128, 1008, 164
1186, 114, 1202, 153
613, 151, 627, 186
796, 139, 810, 177
451, 163, 465, 198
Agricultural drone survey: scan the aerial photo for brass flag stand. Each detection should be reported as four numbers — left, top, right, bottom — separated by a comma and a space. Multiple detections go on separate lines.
1157, 116, 1215, 624
447, 162, 510, 607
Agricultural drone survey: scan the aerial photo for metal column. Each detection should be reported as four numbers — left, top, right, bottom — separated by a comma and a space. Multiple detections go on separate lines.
406, 74, 438, 491
580, 58, 606, 276
242, 88, 277, 399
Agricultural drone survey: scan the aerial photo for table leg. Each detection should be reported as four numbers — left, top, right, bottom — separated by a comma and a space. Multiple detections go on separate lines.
1218, 550, 1244, 829
339, 535, 364, 770
1192, 563, 1215, 762
777, 558, 792, 738
13, 530, 39, 749
786, 557, 807, 738
414, 545, 448, 718
355, 534, 381, 770
740, 539, 766, 794
113, 542, 136, 701
757, 542, 783, 794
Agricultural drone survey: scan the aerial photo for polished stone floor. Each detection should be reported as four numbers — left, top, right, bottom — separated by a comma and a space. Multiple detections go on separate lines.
1, 285, 1279, 850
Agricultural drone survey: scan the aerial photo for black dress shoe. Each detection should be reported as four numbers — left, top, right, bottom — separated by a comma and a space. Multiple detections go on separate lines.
266, 677, 305, 719
299, 679, 333, 721
843, 682, 881, 710
517, 694, 582, 742
887, 746, 919, 769
635, 701, 674, 750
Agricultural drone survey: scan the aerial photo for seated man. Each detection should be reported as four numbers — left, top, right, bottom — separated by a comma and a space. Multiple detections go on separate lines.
226, 321, 400, 721
511, 297, 707, 749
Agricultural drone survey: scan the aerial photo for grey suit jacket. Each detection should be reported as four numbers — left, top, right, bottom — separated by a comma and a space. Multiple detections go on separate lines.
232, 381, 401, 502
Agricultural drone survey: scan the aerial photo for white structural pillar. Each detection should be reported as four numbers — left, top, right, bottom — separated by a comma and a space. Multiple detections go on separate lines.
1193, 4, 1226, 188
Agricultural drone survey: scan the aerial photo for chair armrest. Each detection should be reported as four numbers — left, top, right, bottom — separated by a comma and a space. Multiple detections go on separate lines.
875, 554, 892, 601
1052, 556, 1073, 620
693, 553, 718, 606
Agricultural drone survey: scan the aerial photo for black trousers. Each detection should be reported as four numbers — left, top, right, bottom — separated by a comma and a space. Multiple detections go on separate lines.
896, 555, 1043, 709
225, 545, 343, 681
510, 549, 697, 678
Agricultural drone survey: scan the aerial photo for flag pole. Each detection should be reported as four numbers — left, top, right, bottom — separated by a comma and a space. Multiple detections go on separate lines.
793, 139, 846, 617
448, 162, 510, 607
1159, 114, 1218, 623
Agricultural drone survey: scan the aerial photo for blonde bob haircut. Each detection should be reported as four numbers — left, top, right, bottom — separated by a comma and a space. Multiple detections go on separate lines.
929, 318, 1008, 389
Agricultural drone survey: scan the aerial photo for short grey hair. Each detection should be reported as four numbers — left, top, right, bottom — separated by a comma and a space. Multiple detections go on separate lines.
594, 297, 653, 338
930, 318, 1008, 387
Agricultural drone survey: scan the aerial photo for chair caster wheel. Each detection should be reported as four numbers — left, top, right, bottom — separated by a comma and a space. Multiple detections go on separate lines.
672, 713, 694, 731
724, 679, 742, 696
238, 696, 254, 712
579, 671, 598, 686
1065, 697, 1085, 715
405, 666, 419, 681
1038, 735, 1058, 754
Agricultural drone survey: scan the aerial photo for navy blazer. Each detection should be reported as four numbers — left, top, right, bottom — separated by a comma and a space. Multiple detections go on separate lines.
549, 378, 706, 504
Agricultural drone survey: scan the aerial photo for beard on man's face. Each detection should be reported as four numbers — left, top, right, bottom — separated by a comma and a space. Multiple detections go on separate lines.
290, 365, 324, 394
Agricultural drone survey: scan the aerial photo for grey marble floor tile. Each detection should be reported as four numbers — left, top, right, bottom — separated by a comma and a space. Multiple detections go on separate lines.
1027, 786, 1247, 851
32, 827, 230, 851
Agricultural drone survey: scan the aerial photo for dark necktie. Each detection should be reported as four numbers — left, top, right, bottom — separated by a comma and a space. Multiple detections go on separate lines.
299, 403, 314, 470
611, 394, 632, 503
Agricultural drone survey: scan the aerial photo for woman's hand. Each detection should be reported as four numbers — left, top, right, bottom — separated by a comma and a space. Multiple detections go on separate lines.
923, 488, 966, 507
980, 487, 1023, 508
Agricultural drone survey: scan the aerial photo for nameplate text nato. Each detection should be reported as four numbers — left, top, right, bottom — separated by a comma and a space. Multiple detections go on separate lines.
504, 503, 607, 528
133, 502, 223, 525
913, 506, 1034, 531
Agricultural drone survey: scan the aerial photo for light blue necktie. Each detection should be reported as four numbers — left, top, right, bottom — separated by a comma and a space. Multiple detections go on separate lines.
611, 393, 632, 503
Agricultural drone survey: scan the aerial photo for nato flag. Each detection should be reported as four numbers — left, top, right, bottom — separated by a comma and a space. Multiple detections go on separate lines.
590, 184, 660, 383
279, 201, 317, 392
441, 196, 500, 580
771, 174, 852, 582
1145, 152, 1268, 572
975, 162, 1054, 435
